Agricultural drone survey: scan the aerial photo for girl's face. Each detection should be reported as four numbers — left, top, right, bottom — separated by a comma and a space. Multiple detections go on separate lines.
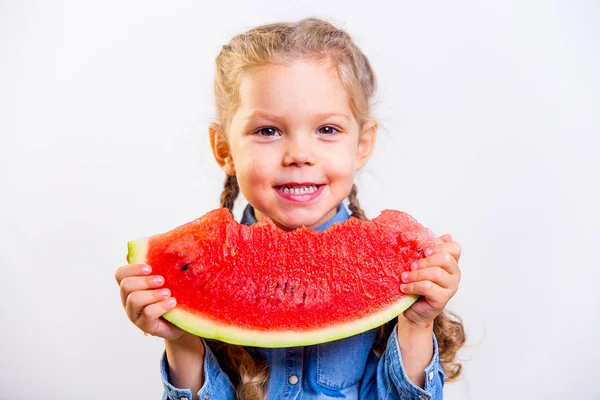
213, 59, 376, 230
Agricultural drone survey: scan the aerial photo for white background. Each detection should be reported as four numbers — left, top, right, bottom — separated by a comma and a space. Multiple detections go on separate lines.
1, 1, 599, 399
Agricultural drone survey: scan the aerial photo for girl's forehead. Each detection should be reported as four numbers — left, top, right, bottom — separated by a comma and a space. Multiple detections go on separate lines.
241, 58, 340, 87
236, 60, 354, 122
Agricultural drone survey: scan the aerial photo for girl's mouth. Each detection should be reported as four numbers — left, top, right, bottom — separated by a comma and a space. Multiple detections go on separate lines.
274, 183, 324, 202
276, 184, 319, 194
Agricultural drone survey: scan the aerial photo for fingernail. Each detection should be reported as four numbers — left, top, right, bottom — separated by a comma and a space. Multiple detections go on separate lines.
141, 265, 151, 273
153, 276, 164, 285
160, 289, 170, 298
400, 284, 407, 292
401, 272, 409, 281
167, 298, 176, 307
411, 262, 418, 271
425, 248, 433, 256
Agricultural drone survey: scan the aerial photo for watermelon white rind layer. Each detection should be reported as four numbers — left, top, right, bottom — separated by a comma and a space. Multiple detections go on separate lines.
164, 294, 419, 348
127, 239, 148, 264
128, 235, 419, 347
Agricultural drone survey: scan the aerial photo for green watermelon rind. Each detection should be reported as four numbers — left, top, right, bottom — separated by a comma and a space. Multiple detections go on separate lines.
127, 237, 419, 347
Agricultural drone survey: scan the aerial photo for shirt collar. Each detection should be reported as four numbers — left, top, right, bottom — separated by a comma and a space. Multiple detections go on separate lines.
240, 203, 350, 232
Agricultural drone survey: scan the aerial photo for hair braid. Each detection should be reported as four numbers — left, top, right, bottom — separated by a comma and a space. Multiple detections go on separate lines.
204, 340, 269, 400
433, 310, 466, 381
347, 183, 367, 220
220, 175, 240, 213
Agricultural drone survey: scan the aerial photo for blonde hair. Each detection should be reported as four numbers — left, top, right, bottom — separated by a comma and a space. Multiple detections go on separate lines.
209, 17, 466, 399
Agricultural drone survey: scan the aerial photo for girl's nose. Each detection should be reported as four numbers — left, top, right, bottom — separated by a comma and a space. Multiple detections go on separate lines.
282, 138, 314, 167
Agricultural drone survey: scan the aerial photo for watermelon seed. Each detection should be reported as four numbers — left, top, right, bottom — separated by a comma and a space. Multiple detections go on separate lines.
290, 287, 295, 294
417, 248, 423, 254
302, 292, 307, 299
274, 283, 279, 289
283, 282, 288, 292
181, 264, 189, 271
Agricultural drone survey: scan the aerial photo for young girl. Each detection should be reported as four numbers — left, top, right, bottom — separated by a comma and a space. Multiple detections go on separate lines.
115, 18, 465, 400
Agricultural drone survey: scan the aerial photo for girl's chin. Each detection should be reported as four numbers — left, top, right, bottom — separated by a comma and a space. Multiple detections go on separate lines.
259, 213, 311, 230
254, 201, 339, 230
272, 212, 334, 231
273, 222, 301, 231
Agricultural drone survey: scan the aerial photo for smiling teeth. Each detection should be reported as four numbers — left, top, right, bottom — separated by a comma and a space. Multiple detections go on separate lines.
280, 185, 318, 194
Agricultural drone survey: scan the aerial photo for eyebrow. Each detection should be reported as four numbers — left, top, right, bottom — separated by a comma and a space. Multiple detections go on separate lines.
245, 110, 351, 122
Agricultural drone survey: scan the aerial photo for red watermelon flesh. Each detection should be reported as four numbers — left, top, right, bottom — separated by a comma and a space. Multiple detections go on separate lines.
127, 208, 437, 347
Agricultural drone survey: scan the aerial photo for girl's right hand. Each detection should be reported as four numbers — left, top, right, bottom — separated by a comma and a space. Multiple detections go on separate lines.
115, 264, 185, 341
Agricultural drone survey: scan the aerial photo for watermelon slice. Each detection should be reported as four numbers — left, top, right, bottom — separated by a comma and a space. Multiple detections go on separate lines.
127, 208, 437, 347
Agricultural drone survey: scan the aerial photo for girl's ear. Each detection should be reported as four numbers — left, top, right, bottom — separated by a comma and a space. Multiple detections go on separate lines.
209, 122, 236, 176
355, 120, 378, 171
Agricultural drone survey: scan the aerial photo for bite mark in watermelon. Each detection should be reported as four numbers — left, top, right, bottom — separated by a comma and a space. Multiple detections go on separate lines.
127, 208, 437, 347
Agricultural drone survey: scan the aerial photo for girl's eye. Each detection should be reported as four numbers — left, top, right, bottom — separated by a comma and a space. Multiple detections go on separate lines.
256, 127, 280, 137
318, 126, 340, 135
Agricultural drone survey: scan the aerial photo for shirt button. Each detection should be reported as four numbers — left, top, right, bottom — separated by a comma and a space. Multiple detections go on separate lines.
419, 396, 428, 400
428, 370, 434, 381
288, 375, 299, 385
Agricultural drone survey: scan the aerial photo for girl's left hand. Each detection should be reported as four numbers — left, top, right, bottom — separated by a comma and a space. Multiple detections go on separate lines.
400, 234, 462, 327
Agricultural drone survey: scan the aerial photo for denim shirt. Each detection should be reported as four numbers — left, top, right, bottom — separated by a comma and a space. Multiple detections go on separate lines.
161, 204, 444, 399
